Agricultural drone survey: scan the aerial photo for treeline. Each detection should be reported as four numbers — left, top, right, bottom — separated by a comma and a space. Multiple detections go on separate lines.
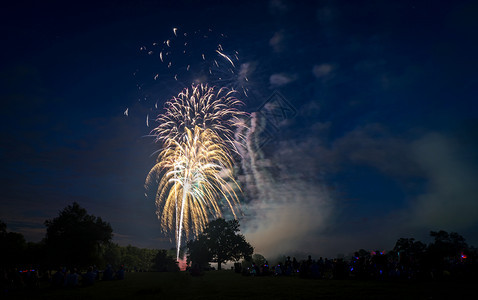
0, 202, 178, 272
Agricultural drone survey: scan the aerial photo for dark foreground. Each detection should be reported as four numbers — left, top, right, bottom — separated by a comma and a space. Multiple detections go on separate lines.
4, 271, 477, 299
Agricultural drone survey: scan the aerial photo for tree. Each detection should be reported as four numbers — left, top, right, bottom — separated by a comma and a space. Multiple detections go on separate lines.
393, 238, 426, 261
152, 249, 179, 272
252, 253, 266, 266
427, 230, 468, 267
44, 202, 113, 268
187, 234, 211, 269
393, 237, 426, 275
429, 230, 468, 256
187, 218, 253, 270
0, 220, 6, 237
103, 242, 122, 268
120, 245, 159, 271
0, 220, 27, 268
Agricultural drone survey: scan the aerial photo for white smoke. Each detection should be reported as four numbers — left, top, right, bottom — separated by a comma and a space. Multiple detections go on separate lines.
237, 113, 333, 259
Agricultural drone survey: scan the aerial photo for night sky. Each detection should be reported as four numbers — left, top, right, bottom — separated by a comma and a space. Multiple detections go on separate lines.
1, 0, 478, 259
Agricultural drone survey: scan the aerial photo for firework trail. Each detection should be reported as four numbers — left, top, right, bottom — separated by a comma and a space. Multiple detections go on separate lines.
146, 83, 246, 260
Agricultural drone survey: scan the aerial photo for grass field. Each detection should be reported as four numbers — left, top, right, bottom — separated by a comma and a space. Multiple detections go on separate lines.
6, 270, 477, 299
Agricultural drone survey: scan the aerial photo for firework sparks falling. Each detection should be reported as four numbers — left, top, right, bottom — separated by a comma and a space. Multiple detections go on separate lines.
145, 84, 246, 260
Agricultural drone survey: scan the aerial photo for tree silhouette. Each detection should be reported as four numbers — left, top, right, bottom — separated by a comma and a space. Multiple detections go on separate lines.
44, 202, 113, 268
427, 230, 468, 273
429, 230, 468, 257
187, 218, 253, 270
0, 219, 26, 268
0, 220, 6, 236
394, 238, 426, 260
152, 249, 179, 272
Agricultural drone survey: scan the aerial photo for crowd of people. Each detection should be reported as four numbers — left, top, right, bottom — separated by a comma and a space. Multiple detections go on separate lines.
239, 251, 477, 281
1, 264, 126, 294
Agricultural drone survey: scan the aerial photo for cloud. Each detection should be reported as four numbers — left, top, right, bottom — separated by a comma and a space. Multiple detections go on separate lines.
269, 31, 286, 53
269, 0, 289, 15
238, 62, 256, 79
331, 124, 420, 177
320, 127, 478, 249
312, 63, 336, 80
277, 122, 419, 178
408, 133, 478, 230
269, 73, 297, 88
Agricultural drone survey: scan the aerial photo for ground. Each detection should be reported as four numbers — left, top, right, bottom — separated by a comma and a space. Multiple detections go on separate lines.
5, 270, 477, 299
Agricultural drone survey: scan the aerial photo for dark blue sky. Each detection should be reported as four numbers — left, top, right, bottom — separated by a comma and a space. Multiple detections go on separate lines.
1, 0, 477, 258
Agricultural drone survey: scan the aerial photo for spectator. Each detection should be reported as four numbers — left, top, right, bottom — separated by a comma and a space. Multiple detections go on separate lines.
116, 265, 125, 280
66, 268, 79, 287
82, 266, 96, 286
103, 265, 114, 281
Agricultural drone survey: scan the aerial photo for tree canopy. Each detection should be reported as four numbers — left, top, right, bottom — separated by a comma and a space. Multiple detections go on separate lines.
44, 202, 113, 268
187, 218, 253, 270
152, 249, 179, 272
0, 219, 27, 268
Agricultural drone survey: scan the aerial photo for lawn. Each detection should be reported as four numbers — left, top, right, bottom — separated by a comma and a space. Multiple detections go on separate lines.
6, 271, 477, 299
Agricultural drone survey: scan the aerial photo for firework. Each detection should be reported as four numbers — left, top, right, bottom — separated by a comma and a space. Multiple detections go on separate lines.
146, 84, 245, 260
152, 84, 244, 150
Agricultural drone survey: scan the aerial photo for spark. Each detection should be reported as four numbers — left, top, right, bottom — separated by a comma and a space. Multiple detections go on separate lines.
160, 52, 163, 62
216, 50, 235, 68
124, 108, 129, 116
242, 87, 248, 97
146, 114, 149, 127
173, 27, 178, 36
